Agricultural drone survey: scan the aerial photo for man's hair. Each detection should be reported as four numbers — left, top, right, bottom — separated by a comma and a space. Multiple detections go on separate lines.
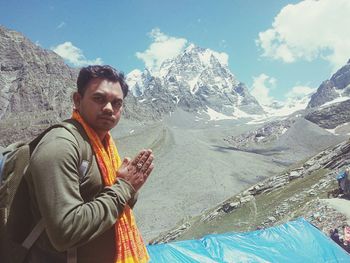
77, 65, 129, 98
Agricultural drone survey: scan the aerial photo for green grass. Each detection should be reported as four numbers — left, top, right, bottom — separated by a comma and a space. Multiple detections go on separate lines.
169, 168, 338, 242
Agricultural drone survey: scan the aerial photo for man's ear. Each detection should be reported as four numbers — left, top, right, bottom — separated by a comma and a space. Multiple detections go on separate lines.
73, 92, 81, 109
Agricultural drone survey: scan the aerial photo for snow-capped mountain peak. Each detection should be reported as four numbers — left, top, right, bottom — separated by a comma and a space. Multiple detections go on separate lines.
308, 59, 350, 108
126, 68, 153, 97
125, 44, 263, 120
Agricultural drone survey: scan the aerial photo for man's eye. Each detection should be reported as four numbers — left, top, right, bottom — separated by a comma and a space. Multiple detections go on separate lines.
112, 101, 123, 109
94, 97, 104, 103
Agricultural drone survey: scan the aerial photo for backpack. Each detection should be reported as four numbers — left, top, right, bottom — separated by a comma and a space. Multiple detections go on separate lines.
0, 119, 92, 263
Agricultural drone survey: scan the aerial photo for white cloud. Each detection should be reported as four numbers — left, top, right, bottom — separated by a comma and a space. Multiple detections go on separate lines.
286, 85, 316, 99
257, 0, 350, 71
56, 22, 66, 29
136, 28, 188, 71
51, 42, 103, 67
250, 74, 276, 105
212, 50, 229, 66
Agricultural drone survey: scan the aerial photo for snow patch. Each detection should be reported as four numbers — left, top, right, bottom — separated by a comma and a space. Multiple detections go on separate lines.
188, 75, 200, 93
326, 128, 337, 135
173, 96, 180, 104
198, 50, 212, 68
281, 128, 288, 135
204, 106, 262, 121
321, 97, 350, 108
214, 76, 222, 82
325, 122, 350, 135
232, 107, 258, 119
236, 94, 243, 105
126, 69, 143, 96
256, 136, 265, 142
205, 107, 238, 121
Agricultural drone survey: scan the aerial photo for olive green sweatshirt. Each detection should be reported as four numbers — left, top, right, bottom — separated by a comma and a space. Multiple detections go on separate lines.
25, 126, 137, 263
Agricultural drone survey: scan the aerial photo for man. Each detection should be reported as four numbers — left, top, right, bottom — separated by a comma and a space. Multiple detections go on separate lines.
25, 65, 153, 262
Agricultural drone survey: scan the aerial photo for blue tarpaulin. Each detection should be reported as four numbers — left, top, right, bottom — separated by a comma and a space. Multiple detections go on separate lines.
147, 218, 350, 262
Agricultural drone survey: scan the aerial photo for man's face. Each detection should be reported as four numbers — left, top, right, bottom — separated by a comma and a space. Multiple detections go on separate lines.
74, 78, 124, 138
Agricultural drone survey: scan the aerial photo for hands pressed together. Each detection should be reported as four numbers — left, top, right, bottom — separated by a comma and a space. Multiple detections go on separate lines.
116, 149, 154, 192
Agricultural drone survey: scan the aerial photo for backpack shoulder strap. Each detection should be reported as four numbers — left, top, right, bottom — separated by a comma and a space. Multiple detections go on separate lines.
59, 119, 93, 177
29, 119, 93, 178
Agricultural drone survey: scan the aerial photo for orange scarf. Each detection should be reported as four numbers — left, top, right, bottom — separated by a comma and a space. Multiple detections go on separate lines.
72, 110, 149, 263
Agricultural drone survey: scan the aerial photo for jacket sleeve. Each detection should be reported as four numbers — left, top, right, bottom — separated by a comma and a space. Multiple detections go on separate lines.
28, 128, 136, 251
128, 191, 139, 208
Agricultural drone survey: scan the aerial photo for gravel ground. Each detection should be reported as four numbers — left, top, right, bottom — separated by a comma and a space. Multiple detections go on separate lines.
303, 198, 350, 241
322, 198, 350, 224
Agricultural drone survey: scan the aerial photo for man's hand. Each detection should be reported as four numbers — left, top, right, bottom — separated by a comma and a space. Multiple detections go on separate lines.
116, 149, 154, 192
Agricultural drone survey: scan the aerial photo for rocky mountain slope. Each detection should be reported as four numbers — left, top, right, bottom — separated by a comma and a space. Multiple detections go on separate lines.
305, 99, 350, 130
221, 59, 350, 168
0, 26, 78, 146
150, 138, 350, 244
307, 59, 350, 109
304, 59, 350, 132
224, 116, 346, 165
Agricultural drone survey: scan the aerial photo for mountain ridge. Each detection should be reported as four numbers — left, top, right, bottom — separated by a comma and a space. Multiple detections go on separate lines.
308, 59, 350, 109
0, 25, 78, 146
126, 43, 264, 119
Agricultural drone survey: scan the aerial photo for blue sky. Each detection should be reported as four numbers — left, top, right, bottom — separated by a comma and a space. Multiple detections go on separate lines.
1, 0, 349, 105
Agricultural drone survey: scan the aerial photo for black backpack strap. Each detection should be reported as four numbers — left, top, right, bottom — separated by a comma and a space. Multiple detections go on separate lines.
22, 219, 44, 250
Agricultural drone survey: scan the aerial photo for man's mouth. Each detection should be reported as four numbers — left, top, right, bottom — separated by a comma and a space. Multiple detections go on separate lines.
99, 116, 115, 122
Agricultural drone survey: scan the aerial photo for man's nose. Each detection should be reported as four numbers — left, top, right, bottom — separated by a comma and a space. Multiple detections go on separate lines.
102, 102, 113, 113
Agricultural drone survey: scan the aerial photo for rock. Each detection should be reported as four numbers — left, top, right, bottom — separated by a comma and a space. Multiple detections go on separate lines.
307, 189, 317, 196
289, 171, 303, 180
240, 195, 254, 204
268, 216, 276, 222
222, 202, 240, 213
272, 182, 286, 190
201, 211, 220, 222
312, 212, 321, 219
224, 119, 295, 149
305, 99, 350, 129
